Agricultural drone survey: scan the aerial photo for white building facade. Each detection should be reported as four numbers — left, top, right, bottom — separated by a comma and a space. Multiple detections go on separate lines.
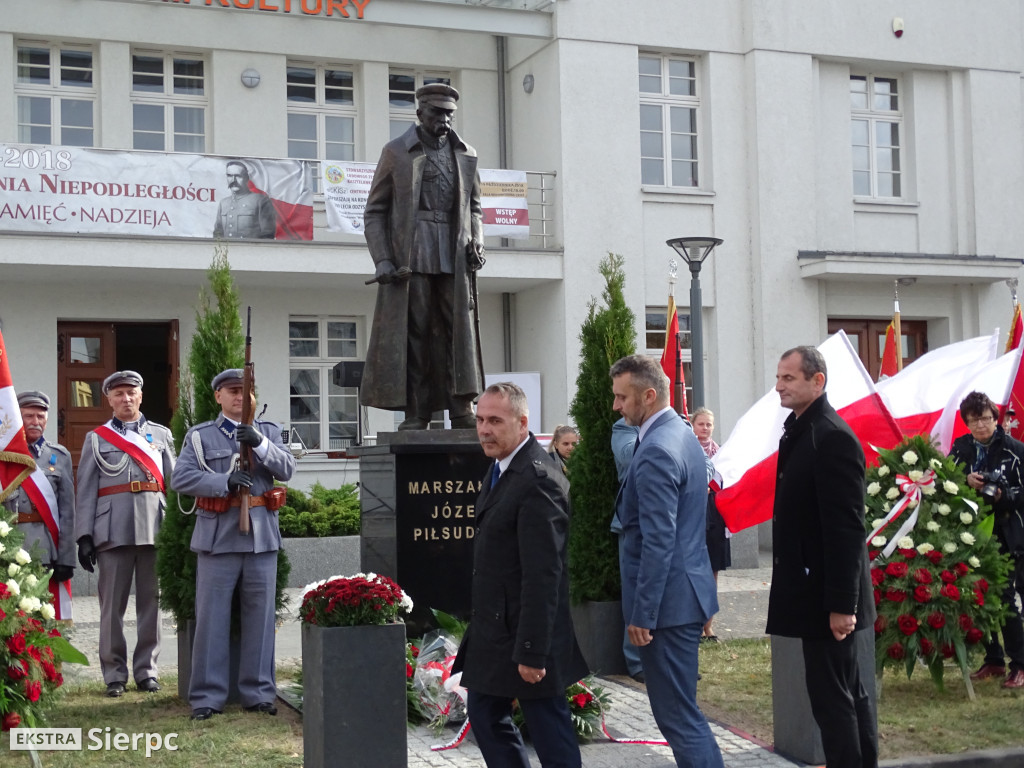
2, 0, 1022, 511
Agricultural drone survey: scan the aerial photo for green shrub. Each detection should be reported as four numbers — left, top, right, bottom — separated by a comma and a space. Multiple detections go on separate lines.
278, 482, 361, 537
567, 253, 637, 603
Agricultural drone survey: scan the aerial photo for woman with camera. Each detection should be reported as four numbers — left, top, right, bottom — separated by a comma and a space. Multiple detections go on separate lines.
949, 390, 1024, 689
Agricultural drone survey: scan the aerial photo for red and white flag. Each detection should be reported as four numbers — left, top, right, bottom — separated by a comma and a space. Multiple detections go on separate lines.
713, 331, 902, 533
930, 344, 1023, 453
660, 295, 687, 417
0, 330, 72, 619
245, 159, 314, 241
875, 332, 999, 439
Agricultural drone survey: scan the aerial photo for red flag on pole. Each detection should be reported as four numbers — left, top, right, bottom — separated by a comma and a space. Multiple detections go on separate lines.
660, 295, 687, 417
879, 322, 899, 379
1006, 303, 1022, 354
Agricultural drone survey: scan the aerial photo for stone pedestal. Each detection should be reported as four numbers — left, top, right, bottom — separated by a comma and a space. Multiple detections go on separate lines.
570, 600, 627, 676
355, 430, 490, 635
771, 630, 878, 764
302, 622, 407, 768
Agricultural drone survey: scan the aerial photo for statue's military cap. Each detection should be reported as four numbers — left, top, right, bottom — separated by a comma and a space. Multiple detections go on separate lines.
416, 83, 460, 110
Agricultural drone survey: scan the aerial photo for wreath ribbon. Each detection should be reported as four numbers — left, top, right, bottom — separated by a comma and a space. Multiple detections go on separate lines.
866, 470, 935, 557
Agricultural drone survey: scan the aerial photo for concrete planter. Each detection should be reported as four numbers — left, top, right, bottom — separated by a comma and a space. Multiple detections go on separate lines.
301, 621, 407, 768
280, 535, 360, 588
570, 600, 627, 676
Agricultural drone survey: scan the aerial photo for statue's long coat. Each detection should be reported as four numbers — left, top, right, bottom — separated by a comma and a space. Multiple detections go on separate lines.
361, 125, 484, 411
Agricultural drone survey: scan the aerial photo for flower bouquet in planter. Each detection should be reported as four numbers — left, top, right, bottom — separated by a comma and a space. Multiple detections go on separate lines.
0, 509, 88, 733
865, 435, 1011, 697
300, 571, 413, 627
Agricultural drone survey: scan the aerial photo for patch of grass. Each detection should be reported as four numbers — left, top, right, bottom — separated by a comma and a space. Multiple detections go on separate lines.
1, 676, 303, 767
696, 637, 1024, 759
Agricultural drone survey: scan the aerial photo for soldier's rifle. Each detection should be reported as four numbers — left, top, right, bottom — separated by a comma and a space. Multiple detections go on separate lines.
239, 306, 254, 535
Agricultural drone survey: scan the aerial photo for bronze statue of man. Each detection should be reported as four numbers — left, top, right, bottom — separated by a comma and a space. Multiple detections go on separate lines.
361, 83, 485, 430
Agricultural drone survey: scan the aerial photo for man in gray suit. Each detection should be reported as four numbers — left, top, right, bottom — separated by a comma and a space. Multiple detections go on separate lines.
170, 369, 295, 721
75, 371, 175, 697
3, 391, 75, 618
611, 355, 723, 768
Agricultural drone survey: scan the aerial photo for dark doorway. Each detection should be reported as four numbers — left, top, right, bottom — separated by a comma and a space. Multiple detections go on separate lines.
828, 318, 928, 381
57, 320, 178, 466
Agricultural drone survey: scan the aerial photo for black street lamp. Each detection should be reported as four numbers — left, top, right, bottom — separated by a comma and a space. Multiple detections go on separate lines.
665, 236, 722, 411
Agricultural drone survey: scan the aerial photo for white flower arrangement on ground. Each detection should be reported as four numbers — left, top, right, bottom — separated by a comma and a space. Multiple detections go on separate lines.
865, 435, 1012, 692
0, 507, 87, 730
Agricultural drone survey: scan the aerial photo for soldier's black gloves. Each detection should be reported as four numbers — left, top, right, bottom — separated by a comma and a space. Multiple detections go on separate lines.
77, 536, 96, 573
50, 564, 74, 583
236, 424, 263, 448
228, 471, 253, 492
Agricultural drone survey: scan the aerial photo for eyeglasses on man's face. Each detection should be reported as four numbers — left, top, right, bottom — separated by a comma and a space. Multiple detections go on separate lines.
965, 415, 995, 427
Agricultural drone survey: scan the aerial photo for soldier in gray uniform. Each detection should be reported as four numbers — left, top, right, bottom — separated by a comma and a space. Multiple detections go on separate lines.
170, 369, 295, 721
75, 371, 175, 698
2, 391, 75, 617
212, 160, 277, 239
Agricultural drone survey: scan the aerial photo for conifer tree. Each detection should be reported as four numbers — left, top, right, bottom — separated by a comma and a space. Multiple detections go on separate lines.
156, 247, 290, 623
567, 253, 637, 602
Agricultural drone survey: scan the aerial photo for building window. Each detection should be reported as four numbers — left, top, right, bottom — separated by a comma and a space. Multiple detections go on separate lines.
15, 42, 95, 146
639, 55, 699, 187
131, 51, 206, 152
287, 63, 356, 191
646, 306, 692, 402
389, 69, 451, 140
851, 75, 902, 198
288, 317, 361, 451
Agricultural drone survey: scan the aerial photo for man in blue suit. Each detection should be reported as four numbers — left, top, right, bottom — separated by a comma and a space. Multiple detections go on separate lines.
610, 355, 724, 768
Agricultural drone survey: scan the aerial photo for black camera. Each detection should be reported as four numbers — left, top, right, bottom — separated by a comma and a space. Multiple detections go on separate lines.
978, 468, 1005, 499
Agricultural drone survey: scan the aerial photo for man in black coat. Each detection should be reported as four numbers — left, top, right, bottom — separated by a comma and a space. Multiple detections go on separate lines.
766, 346, 877, 768
453, 382, 588, 768
949, 391, 1024, 689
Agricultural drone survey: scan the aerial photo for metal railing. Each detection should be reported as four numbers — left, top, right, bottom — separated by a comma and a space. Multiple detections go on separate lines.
524, 170, 557, 249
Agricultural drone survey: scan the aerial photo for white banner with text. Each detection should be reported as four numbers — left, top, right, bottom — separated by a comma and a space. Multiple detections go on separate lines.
322, 162, 530, 239
0, 144, 314, 240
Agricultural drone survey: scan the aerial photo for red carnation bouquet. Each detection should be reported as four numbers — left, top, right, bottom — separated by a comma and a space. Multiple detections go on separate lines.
864, 435, 1011, 694
0, 508, 87, 731
299, 572, 413, 627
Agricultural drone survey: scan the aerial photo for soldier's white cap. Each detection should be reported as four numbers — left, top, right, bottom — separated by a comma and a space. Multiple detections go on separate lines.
17, 391, 50, 410
212, 369, 245, 391
102, 370, 144, 394
416, 83, 459, 110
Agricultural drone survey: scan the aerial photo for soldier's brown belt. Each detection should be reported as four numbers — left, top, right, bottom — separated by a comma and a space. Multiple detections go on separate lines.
197, 494, 270, 514
17, 509, 44, 524
97, 481, 161, 496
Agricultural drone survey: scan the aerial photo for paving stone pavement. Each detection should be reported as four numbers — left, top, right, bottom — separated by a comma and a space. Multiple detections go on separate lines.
62, 560, 797, 767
